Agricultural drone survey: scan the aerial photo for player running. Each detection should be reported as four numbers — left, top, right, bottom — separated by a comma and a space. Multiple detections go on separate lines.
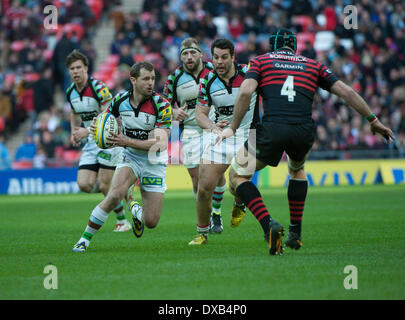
164, 38, 227, 233
217, 28, 395, 255
188, 38, 259, 245
66, 49, 131, 232
72, 61, 172, 252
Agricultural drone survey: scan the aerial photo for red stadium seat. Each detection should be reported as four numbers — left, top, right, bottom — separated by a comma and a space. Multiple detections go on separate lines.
297, 32, 315, 46
63, 23, 84, 41
134, 54, 145, 62
23, 73, 40, 82
296, 32, 315, 54
106, 54, 120, 66
296, 15, 313, 32
12, 161, 33, 169
98, 64, 115, 73
96, 64, 117, 82
92, 72, 103, 81
145, 53, 162, 62
63, 150, 80, 162
54, 146, 64, 159
86, 0, 103, 21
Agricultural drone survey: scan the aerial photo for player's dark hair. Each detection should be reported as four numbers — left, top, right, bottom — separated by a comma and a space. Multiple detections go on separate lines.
66, 49, 89, 67
211, 38, 234, 56
130, 61, 154, 79
269, 28, 297, 53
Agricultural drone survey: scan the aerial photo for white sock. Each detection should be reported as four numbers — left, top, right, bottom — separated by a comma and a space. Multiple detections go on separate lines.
78, 237, 90, 247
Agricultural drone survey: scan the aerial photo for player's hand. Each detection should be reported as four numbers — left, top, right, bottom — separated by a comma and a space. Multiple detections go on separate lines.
173, 105, 188, 122
370, 119, 395, 144
72, 127, 88, 143
215, 119, 230, 129
89, 117, 97, 135
107, 131, 127, 147
214, 127, 234, 145
70, 134, 79, 147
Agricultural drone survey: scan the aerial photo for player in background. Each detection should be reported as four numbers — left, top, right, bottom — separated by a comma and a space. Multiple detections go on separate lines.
72, 61, 172, 252
66, 50, 131, 232
217, 29, 395, 255
164, 38, 226, 233
188, 38, 259, 245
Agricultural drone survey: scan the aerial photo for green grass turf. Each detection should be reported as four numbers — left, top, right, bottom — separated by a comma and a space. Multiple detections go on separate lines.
0, 184, 404, 300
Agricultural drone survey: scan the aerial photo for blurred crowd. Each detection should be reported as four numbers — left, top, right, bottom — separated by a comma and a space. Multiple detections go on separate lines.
0, 0, 115, 169
1, 0, 405, 170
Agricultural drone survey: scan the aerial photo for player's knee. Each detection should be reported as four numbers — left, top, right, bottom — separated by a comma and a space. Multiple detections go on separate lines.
289, 167, 306, 180
228, 181, 237, 197
145, 221, 157, 229
229, 169, 237, 186
144, 215, 159, 229
197, 183, 213, 199
78, 182, 93, 193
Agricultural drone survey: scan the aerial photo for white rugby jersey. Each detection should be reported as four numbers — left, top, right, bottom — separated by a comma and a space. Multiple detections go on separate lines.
66, 76, 112, 129
108, 90, 172, 161
67, 76, 113, 145
198, 63, 259, 132
164, 61, 214, 129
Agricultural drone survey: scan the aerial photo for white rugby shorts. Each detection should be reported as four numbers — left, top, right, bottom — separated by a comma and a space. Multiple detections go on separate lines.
79, 141, 123, 168
201, 128, 248, 165
181, 128, 205, 169
116, 148, 167, 193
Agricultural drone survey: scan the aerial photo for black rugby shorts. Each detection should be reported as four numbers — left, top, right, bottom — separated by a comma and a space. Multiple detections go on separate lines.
244, 121, 316, 167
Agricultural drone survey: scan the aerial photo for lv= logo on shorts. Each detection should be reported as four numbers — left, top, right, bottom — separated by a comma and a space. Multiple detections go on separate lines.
142, 177, 163, 186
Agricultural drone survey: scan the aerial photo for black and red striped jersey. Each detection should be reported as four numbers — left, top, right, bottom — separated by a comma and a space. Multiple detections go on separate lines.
245, 49, 338, 124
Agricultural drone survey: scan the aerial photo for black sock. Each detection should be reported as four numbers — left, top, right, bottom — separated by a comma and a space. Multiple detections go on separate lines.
236, 181, 271, 234
288, 179, 308, 236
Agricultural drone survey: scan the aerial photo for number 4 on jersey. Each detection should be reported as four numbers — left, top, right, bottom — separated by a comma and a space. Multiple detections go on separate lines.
281, 75, 296, 102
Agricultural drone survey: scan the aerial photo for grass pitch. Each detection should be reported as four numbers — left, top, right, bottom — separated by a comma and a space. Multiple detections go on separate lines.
0, 184, 404, 300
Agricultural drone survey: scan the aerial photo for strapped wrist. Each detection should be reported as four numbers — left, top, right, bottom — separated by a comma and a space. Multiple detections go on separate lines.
367, 113, 377, 123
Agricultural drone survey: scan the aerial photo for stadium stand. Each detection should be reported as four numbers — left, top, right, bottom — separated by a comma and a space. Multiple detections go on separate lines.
0, 0, 404, 170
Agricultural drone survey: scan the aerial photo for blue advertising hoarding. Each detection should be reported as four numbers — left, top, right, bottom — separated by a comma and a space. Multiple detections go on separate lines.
0, 168, 79, 195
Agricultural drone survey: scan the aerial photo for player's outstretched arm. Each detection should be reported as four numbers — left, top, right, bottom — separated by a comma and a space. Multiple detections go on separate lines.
330, 80, 395, 144
230, 79, 258, 133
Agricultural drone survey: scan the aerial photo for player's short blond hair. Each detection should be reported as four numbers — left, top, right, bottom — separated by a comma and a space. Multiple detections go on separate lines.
180, 37, 200, 49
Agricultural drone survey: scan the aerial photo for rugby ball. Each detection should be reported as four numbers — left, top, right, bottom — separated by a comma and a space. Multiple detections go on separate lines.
93, 113, 119, 149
